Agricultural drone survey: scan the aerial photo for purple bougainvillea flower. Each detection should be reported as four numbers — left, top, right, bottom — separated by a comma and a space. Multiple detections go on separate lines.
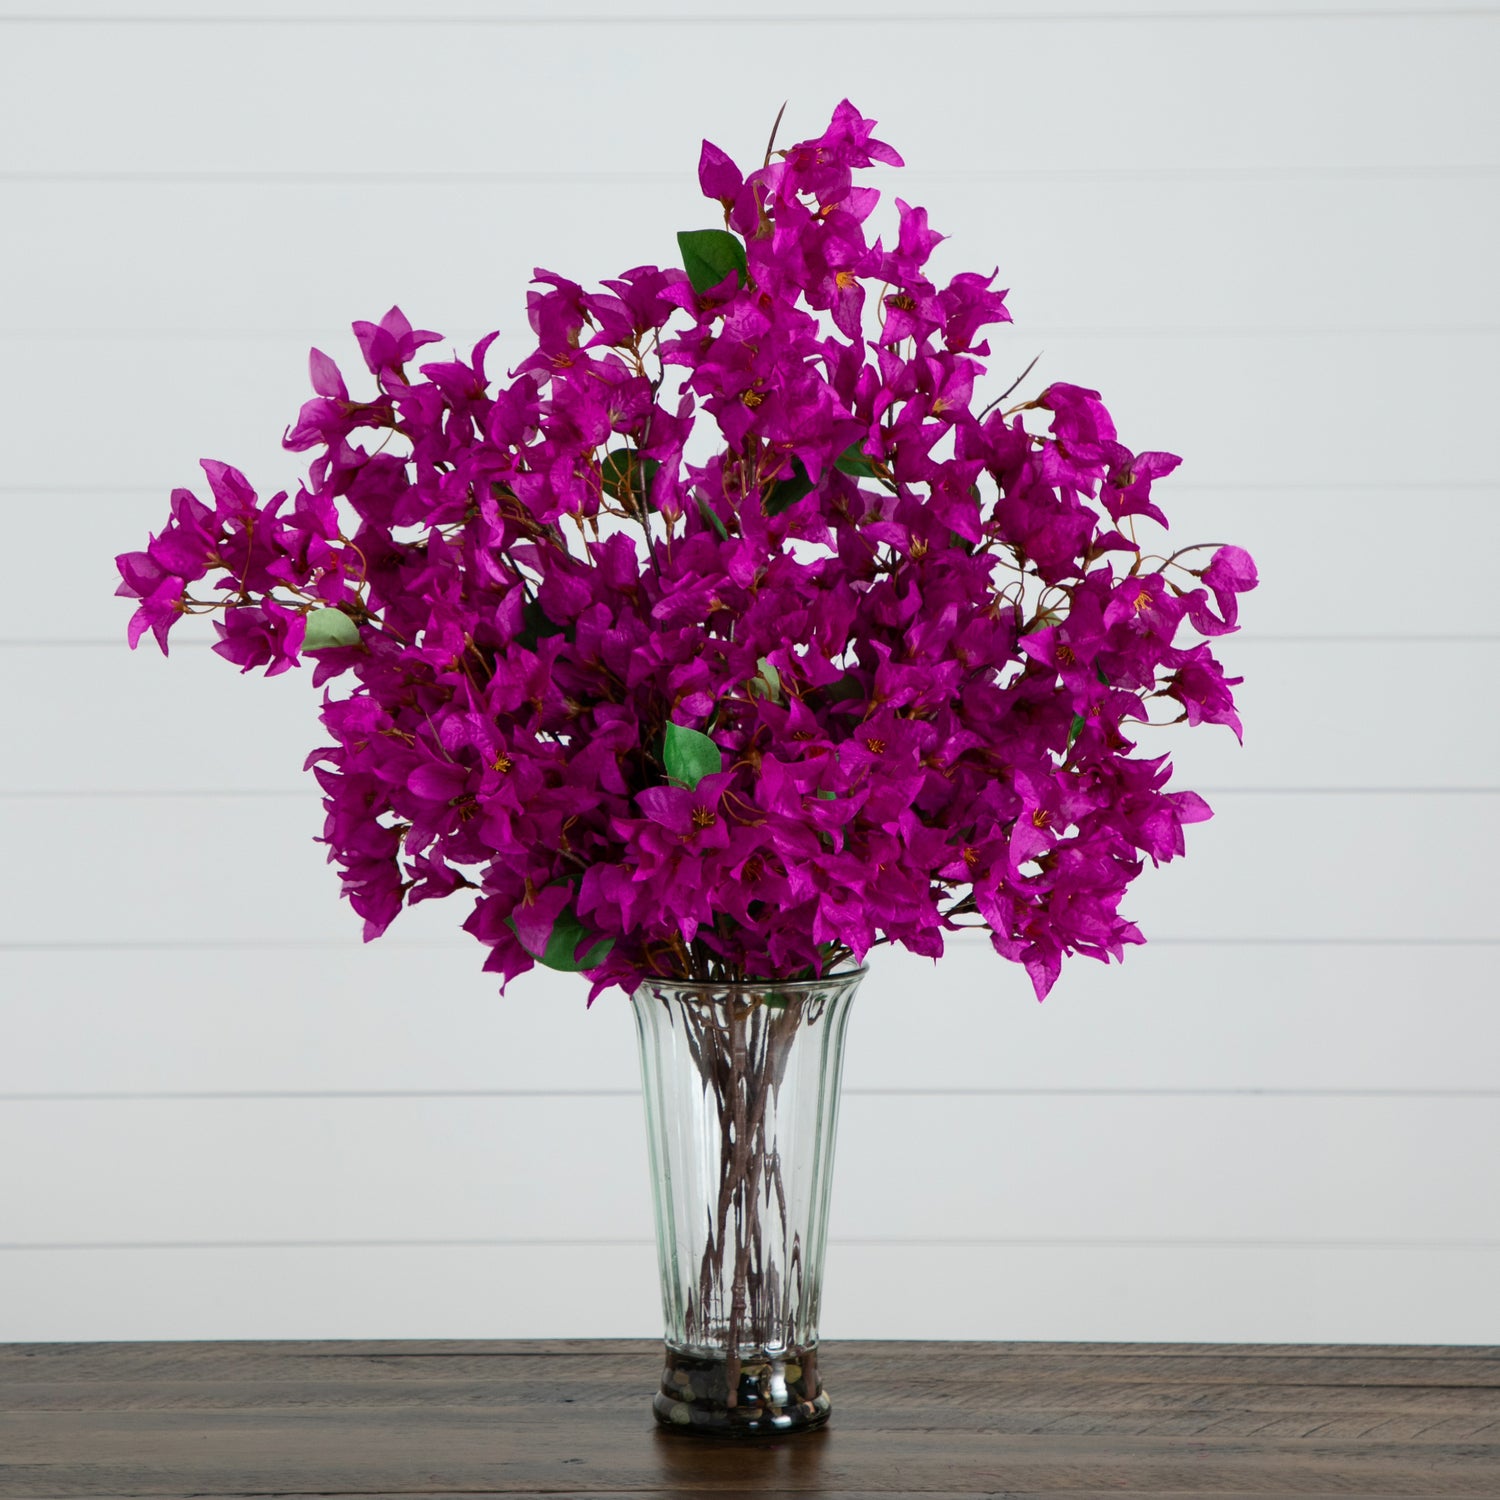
116, 559, 188, 653
1100, 447, 1180, 529
144, 488, 220, 581
780, 98, 903, 203
1038, 383, 1118, 466
1200, 545, 1260, 630
698, 139, 745, 211
636, 770, 735, 852
211, 600, 306, 676
351, 306, 442, 379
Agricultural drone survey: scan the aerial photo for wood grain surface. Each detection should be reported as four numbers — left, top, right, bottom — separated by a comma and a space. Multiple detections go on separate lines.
2, 1340, 1497, 1497
5, 3, 1498, 1352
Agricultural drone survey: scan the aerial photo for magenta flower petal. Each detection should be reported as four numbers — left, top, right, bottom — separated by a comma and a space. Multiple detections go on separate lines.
698, 139, 744, 205
510, 883, 573, 960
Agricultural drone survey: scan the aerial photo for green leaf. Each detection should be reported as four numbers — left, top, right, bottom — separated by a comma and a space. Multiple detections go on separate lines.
833, 440, 881, 478
1095, 661, 1110, 686
822, 673, 864, 704
663, 721, 723, 790
516, 599, 570, 650
1066, 713, 1087, 752
694, 491, 730, 540
301, 608, 361, 650
748, 655, 781, 702
765, 457, 817, 516
512, 908, 613, 973
600, 447, 659, 509
677, 229, 748, 296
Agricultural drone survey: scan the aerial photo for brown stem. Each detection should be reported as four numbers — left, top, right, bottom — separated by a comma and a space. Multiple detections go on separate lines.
977, 350, 1043, 419
680, 991, 809, 1402
763, 101, 789, 169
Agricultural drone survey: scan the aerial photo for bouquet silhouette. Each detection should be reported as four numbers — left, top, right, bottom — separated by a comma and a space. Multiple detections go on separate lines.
117, 101, 1255, 1002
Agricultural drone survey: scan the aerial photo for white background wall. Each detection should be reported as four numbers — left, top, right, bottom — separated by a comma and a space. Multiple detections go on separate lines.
1, 0, 1496, 1346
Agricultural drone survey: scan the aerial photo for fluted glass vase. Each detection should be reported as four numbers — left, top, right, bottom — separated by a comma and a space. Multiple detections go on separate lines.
630, 969, 863, 1436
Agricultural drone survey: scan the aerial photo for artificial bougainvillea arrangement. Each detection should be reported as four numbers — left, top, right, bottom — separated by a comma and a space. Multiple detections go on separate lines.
117, 101, 1255, 1002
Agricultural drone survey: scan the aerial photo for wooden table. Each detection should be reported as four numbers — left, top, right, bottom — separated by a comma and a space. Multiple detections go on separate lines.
2, 1340, 1497, 1497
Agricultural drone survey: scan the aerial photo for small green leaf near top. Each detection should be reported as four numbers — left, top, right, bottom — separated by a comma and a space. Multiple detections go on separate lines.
601, 447, 660, 510
748, 656, 782, 702
677, 229, 748, 296
694, 491, 730, 540
301, 608, 361, 650
823, 673, 864, 703
517, 599, 570, 650
663, 721, 724, 789
765, 457, 817, 516
833, 440, 881, 478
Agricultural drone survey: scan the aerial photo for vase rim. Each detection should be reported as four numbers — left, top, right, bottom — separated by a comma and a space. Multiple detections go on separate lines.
632, 965, 867, 997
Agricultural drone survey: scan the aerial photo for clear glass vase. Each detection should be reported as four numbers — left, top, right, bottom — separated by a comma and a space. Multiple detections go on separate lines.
630, 969, 863, 1436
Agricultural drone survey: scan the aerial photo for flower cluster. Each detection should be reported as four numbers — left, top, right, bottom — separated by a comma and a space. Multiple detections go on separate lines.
117, 101, 1255, 1000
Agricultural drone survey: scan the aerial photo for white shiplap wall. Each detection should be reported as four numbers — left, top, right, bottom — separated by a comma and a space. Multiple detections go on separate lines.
1, 1, 1497, 1345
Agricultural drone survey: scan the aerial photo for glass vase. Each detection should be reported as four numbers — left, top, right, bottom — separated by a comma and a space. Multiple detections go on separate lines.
630, 969, 863, 1436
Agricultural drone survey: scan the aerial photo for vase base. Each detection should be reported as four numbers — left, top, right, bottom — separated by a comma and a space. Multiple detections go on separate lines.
653, 1343, 831, 1436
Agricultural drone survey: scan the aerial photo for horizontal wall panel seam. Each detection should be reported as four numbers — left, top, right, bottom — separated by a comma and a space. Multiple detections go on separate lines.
6, 166, 1498, 185
13, 635, 1500, 647
8, 324, 1497, 340
32, 635, 1500, 646
3, 9, 1498, 23
2, 787, 1495, 799
3, 1237, 1497, 1252
4, 1087, 1496, 1101
4, 938, 1496, 952
9, 482, 1492, 495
